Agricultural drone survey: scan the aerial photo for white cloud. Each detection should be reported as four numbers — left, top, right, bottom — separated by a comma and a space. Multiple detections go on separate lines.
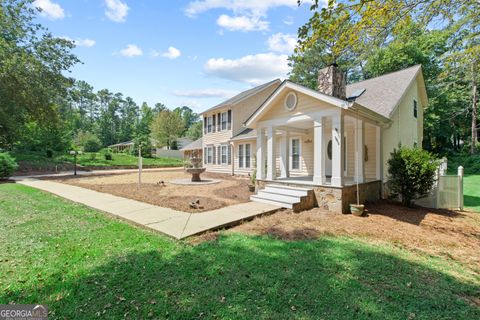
267, 33, 297, 54
185, 0, 298, 17
185, 0, 303, 32
217, 14, 268, 32
61, 36, 96, 48
152, 47, 182, 59
105, 0, 129, 22
119, 44, 143, 57
283, 15, 294, 25
173, 88, 239, 99
204, 53, 290, 85
33, 0, 65, 20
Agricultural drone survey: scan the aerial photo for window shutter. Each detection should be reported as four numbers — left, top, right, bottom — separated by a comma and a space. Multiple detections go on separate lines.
212, 146, 216, 164
228, 145, 231, 165
212, 115, 216, 132
227, 110, 232, 130
217, 146, 221, 164
217, 112, 221, 131
203, 117, 207, 134
203, 148, 207, 164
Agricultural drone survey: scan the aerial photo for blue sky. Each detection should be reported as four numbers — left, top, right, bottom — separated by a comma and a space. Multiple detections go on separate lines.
33, 0, 314, 113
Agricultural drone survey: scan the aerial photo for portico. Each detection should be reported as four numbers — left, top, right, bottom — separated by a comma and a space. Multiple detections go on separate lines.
247, 82, 386, 188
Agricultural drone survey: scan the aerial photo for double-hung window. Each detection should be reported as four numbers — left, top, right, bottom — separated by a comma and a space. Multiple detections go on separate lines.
206, 146, 213, 164
245, 144, 251, 168
291, 138, 300, 170
207, 116, 213, 133
221, 145, 228, 164
221, 112, 228, 131
238, 143, 251, 168
238, 145, 244, 168
413, 99, 418, 118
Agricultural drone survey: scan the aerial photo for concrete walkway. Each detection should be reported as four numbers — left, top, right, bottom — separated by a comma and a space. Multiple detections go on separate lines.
14, 177, 279, 240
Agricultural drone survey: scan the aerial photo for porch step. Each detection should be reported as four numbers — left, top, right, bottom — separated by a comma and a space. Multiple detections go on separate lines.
250, 195, 294, 209
264, 185, 310, 197
250, 184, 315, 212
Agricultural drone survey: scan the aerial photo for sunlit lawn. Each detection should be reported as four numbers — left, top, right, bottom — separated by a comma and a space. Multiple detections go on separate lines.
464, 175, 480, 212
0, 184, 479, 319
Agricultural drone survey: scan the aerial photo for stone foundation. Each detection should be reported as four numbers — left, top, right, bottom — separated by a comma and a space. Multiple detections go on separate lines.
257, 180, 382, 214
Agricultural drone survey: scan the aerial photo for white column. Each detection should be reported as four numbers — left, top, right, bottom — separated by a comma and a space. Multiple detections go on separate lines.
313, 117, 325, 184
256, 127, 264, 180
331, 113, 344, 186
279, 131, 288, 178
376, 126, 381, 180
355, 119, 365, 183
266, 126, 275, 180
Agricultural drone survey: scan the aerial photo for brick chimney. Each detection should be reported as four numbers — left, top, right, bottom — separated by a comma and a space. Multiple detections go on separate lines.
317, 63, 346, 100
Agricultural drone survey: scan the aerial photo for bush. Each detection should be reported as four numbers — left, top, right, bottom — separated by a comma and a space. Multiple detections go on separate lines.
0, 152, 19, 179
75, 131, 102, 152
46, 149, 53, 158
132, 135, 153, 158
89, 153, 97, 160
104, 153, 113, 161
387, 146, 438, 207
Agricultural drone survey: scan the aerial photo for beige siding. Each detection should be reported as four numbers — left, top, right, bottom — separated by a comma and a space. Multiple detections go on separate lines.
202, 106, 232, 173
345, 123, 355, 178
364, 124, 377, 179
382, 77, 424, 180
232, 84, 279, 136
260, 91, 336, 123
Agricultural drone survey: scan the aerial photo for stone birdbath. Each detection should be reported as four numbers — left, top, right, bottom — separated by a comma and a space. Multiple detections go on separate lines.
186, 157, 206, 182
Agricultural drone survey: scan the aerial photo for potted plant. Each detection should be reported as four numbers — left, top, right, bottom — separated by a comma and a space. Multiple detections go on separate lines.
248, 169, 256, 192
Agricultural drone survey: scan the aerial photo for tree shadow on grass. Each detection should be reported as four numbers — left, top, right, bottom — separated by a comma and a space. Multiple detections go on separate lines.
366, 200, 464, 226
464, 195, 480, 212
3, 235, 479, 319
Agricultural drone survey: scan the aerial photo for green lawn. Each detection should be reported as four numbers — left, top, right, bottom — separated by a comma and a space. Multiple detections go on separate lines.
12, 151, 182, 173
0, 184, 478, 319
464, 175, 480, 212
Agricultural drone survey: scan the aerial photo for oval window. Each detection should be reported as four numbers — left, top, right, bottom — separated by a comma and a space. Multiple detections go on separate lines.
327, 140, 332, 160
284, 92, 297, 111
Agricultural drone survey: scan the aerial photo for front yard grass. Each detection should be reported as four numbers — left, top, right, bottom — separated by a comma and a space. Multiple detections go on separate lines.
0, 184, 479, 319
464, 175, 480, 212
12, 151, 182, 174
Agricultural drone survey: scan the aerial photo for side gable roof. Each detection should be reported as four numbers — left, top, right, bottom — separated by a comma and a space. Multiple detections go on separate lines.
346, 65, 424, 118
181, 137, 202, 151
200, 79, 282, 115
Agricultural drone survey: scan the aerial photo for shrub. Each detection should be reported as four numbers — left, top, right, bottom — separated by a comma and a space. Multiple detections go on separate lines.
75, 131, 102, 152
89, 153, 97, 160
0, 152, 19, 179
104, 153, 113, 161
132, 135, 153, 158
387, 146, 438, 207
46, 149, 53, 158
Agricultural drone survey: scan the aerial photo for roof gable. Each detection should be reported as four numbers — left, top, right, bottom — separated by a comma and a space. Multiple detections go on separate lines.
346, 65, 424, 118
201, 79, 281, 115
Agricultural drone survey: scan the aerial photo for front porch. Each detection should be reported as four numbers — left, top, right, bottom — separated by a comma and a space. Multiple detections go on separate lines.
255, 111, 383, 188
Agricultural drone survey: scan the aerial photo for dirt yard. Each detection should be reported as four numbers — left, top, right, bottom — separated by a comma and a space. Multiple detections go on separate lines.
197, 201, 480, 271
50, 170, 253, 213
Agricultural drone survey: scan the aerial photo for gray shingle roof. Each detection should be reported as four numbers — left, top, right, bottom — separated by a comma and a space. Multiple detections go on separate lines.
230, 128, 256, 141
181, 137, 202, 151
201, 79, 282, 114
346, 65, 422, 118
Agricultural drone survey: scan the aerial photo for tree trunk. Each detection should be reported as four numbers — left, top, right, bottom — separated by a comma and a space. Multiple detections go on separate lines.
471, 63, 478, 154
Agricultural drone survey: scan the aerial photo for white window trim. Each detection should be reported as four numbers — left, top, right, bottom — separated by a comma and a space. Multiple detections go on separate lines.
245, 143, 251, 169
207, 116, 213, 133
238, 144, 244, 168
206, 146, 213, 164
221, 144, 228, 165
221, 112, 228, 131
289, 137, 301, 171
